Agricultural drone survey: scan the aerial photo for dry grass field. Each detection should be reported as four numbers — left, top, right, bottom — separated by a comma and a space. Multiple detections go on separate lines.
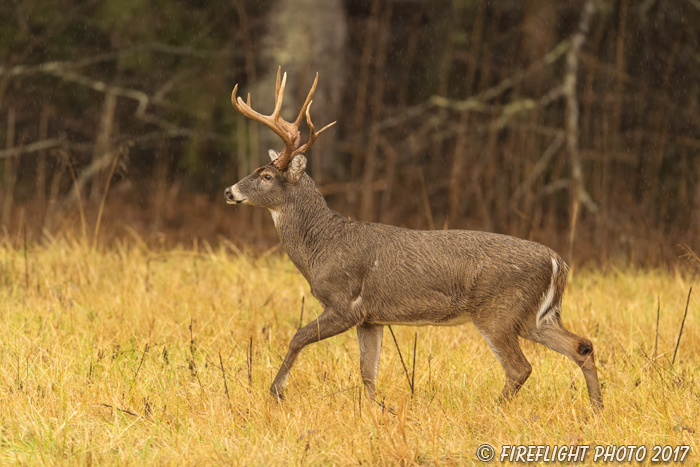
0, 235, 698, 465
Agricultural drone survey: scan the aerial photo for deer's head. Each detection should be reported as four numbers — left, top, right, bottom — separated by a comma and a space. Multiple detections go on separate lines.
224, 68, 335, 210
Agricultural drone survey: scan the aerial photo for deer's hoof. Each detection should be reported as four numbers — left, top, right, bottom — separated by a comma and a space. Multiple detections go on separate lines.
270, 385, 285, 401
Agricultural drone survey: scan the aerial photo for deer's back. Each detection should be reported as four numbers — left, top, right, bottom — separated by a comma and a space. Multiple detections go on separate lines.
333, 222, 560, 326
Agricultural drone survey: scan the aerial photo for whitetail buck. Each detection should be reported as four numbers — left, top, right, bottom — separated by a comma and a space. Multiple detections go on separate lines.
224, 68, 603, 412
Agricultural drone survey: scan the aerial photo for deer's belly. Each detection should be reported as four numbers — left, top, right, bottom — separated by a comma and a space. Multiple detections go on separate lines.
364, 308, 473, 327
358, 279, 475, 326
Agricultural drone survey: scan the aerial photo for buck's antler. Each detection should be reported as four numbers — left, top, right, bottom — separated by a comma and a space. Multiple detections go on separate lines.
231, 67, 336, 172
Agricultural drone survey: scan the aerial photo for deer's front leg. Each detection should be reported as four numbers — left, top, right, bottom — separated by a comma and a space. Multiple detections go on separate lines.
271, 308, 357, 399
356, 324, 383, 401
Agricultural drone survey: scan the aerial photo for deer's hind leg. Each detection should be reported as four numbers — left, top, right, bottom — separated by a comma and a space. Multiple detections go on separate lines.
526, 315, 603, 412
474, 319, 532, 402
357, 324, 384, 401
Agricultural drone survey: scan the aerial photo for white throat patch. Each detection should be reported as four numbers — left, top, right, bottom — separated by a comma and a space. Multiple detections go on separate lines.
269, 210, 281, 228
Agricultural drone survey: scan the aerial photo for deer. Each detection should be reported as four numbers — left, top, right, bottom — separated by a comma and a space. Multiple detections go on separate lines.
224, 68, 603, 412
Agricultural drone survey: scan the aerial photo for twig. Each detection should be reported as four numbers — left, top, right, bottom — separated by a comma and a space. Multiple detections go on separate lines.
41, 67, 226, 143
247, 336, 253, 388
358, 385, 362, 416
23, 226, 28, 290
47, 68, 149, 116
99, 403, 141, 418
16, 354, 20, 390
428, 355, 432, 388
189, 318, 196, 358
298, 296, 305, 330
0, 49, 136, 77
148, 42, 237, 59
671, 287, 692, 366
188, 318, 205, 395
371, 397, 397, 416
411, 332, 417, 397
321, 385, 361, 399
680, 244, 700, 265
219, 352, 234, 415
0, 138, 63, 159
132, 343, 149, 386
653, 296, 660, 361
638, 347, 670, 389
388, 326, 413, 393
429, 40, 570, 113
511, 133, 564, 207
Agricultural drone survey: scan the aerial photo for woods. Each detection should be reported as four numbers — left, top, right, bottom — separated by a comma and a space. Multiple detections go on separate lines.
1, 0, 698, 264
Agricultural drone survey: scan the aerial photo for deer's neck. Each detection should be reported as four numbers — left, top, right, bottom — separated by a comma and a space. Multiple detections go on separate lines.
271, 176, 345, 278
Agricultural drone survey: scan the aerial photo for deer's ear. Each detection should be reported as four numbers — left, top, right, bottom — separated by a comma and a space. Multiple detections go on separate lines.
287, 154, 307, 183
268, 149, 280, 161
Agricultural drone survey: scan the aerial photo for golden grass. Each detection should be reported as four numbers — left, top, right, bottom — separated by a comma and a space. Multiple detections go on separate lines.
0, 236, 698, 465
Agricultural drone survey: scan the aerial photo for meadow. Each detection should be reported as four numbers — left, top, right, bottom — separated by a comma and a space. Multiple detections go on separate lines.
0, 235, 698, 465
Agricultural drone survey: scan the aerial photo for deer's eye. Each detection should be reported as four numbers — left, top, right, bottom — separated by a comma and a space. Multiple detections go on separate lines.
263, 174, 272, 181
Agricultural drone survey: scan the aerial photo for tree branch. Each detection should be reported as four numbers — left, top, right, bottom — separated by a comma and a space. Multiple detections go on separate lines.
0, 139, 64, 159
565, 0, 598, 266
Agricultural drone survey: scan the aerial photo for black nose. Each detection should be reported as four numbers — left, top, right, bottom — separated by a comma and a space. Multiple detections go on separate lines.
224, 187, 234, 201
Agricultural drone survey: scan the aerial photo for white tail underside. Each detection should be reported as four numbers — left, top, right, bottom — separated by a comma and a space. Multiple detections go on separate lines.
536, 258, 558, 327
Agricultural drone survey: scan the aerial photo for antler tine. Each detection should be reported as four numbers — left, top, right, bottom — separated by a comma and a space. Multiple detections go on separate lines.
271, 71, 287, 124
230, 77, 297, 158
306, 101, 337, 139
230, 68, 335, 172
274, 66, 281, 107
293, 72, 319, 127
294, 100, 337, 156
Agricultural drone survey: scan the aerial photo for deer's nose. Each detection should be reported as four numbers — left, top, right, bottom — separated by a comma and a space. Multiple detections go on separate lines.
224, 187, 235, 202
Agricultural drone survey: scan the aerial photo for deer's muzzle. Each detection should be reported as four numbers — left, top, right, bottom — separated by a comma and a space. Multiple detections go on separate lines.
224, 185, 247, 205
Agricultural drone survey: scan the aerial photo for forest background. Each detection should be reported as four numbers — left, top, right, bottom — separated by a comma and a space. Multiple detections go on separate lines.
1, 0, 699, 266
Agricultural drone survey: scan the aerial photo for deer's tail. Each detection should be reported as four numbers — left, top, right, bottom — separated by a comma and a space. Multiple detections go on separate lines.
535, 255, 569, 327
